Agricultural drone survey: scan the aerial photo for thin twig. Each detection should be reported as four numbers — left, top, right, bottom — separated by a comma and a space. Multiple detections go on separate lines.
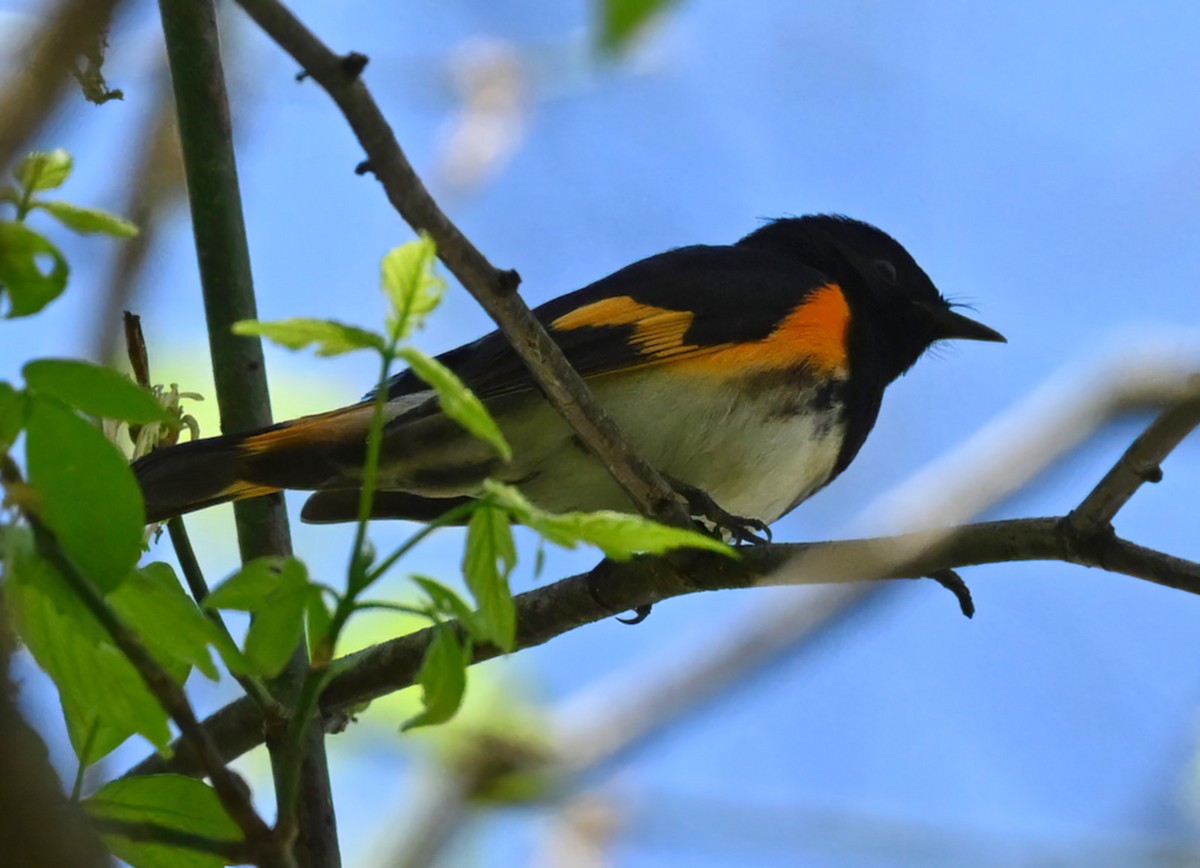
92, 77, 183, 364
0, 0, 125, 171
1067, 389, 1200, 533
167, 517, 281, 713
229, 0, 690, 529
165, 518, 209, 602
126, 306, 281, 716
861, 355, 1200, 534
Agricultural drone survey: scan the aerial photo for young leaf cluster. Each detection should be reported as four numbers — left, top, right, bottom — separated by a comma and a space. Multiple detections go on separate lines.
0, 150, 137, 319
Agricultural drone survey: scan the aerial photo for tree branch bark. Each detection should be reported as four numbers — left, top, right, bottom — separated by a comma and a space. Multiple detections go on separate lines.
1067, 389, 1200, 533
122, 511, 1200, 781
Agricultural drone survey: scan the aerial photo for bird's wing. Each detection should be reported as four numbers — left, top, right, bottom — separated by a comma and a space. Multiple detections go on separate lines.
380, 244, 851, 406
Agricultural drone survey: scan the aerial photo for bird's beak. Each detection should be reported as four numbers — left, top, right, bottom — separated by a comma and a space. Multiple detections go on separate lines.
929, 306, 1006, 343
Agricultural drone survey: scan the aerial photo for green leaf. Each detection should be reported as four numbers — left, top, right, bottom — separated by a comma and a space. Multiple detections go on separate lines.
381, 234, 446, 339
598, 0, 679, 51
23, 358, 170, 423
14, 149, 73, 192
232, 317, 386, 357
402, 624, 470, 730
485, 480, 734, 560
462, 503, 517, 651
85, 775, 242, 868
5, 534, 173, 759
111, 564, 221, 682
541, 510, 735, 560
0, 220, 69, 317
202, 557, 294, 610
205, 557, 313, 677
24, 395, 144, 592
0, 381, 25, 449
34, 200, 138, 237
399, 347, 511, 460
411, 574, 485, 639
244, 595, 309, 677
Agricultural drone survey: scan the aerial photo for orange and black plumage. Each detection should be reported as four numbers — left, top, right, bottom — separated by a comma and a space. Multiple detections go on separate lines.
134, 215, 1004, 527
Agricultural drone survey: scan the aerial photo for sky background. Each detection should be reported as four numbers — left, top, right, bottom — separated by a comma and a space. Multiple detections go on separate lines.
5, 0, 1200, 865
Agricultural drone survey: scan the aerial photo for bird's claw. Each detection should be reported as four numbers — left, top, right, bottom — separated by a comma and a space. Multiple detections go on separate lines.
665, 476, 772, 545
616, 605, 653, 625
587, 565, 653, 625
928, 569, 974, 618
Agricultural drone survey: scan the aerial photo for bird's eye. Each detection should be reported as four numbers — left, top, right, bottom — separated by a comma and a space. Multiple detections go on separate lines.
875, 259, 899, 284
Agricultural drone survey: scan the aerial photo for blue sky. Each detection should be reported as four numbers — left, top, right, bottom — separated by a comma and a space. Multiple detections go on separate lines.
5, 1, 1200, 865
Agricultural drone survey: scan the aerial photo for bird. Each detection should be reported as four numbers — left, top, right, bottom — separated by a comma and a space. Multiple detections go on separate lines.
134, 215, 1005, 534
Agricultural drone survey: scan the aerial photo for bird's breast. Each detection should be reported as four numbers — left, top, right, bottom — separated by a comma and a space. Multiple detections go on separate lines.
512, 368, 849, 524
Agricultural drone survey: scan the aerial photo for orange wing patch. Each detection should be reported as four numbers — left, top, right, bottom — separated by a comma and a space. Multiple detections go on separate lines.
239, 403, 373, 456
552, 285, 850, 376
216, 480, 282, 501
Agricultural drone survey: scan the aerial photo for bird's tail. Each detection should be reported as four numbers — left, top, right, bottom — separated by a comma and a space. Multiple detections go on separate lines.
133, 403, 373, 523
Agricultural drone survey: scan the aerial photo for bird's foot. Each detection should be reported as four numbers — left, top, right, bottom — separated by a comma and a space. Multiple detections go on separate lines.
665, 476, 772, 546
587, 563, 653, 625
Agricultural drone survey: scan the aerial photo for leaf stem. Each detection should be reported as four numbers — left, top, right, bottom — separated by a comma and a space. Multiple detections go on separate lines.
167, 516, 280, 714
69, 719, 98, 802
279, 344, 396, 832
368, 501, 477, 583
347, 350, 395, 594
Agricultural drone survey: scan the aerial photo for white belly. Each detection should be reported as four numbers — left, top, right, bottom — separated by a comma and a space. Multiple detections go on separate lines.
512, 369, 847, 524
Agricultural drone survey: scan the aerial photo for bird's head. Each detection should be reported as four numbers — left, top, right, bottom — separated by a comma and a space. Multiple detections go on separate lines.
739, 214, 1005, 381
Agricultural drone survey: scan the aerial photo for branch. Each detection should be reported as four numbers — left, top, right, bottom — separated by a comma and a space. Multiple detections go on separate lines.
91, 74, 183, 364
229, 0, 690, 529
860, 353, 1200, 536
0, 0, 125, 171
156, 0, 337, 862
123, 513, 1200, 780
1066, 389, 1200, 533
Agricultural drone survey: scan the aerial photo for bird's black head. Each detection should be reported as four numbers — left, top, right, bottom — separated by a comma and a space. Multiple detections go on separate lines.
738, 215, 1005, 382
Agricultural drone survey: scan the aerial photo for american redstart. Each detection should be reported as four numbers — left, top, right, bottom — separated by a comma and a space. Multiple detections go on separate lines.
134, 215, 1004, 531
